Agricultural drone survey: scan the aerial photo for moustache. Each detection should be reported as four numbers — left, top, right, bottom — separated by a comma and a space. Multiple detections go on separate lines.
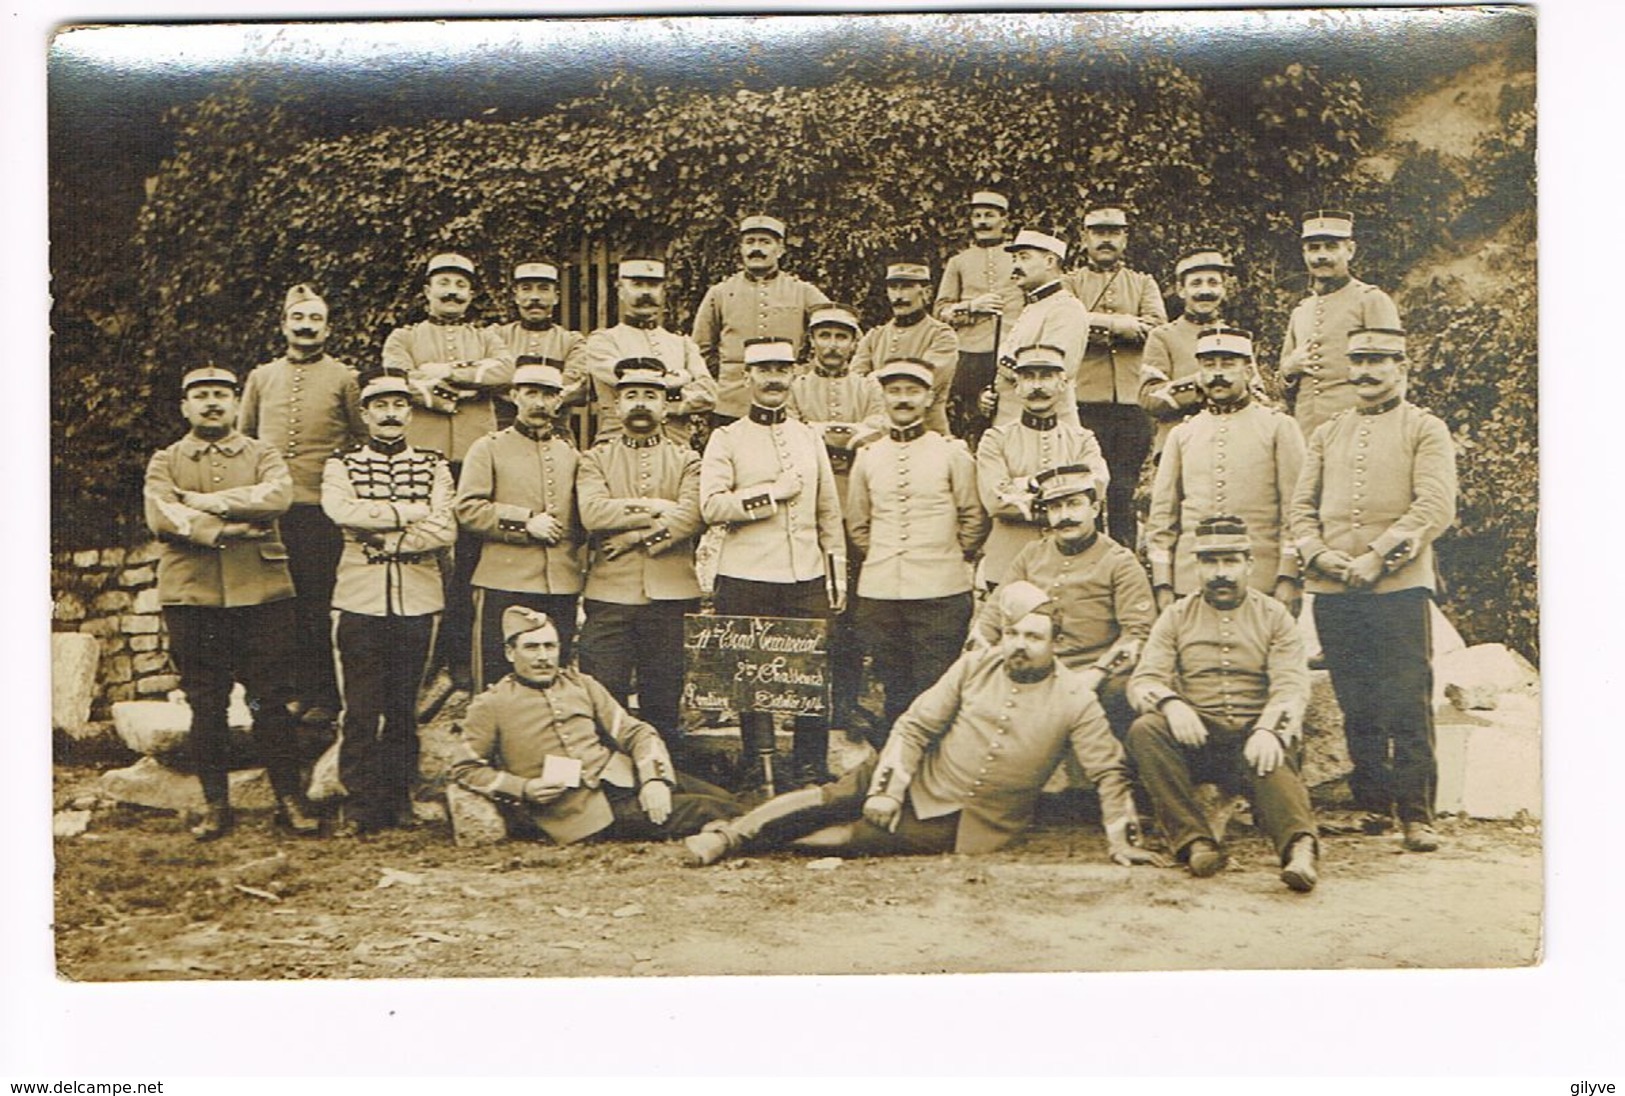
625, 408, 655, 419
633, 295, 657, 307
291, 328, 320, 338
1052, 518, 1086, 530
437, 293, 469, 303
375, 418, 404, 427
1351, 376, 1383, 386
1024, 387, 1054, 398
746, 251, 767, 260
1205, 579, 1238, 591
1190, 295, 1220, 304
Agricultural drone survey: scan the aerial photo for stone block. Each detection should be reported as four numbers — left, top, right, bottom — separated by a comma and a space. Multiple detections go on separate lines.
93, 590, 133, 613
53, 593, 89, 623
1300, 670, 1351, 788
129, 635, 161, 653
51, 633, 101, 739
446, 783, 509, 847
79, 616, 121, 638
99, 756, 274, 812
112, 699, 192, 755
136, 673, 181, 696
133, 651, 171, 675
120, 565, 157, 586
132, 588, 164, 614
71, 549, 100, 569
106, 682, 137, 703
1435, 693, 1541, 819
53, 810, 92, 839
122, 614, 162, 635
418, 720, 464, 782
127, 541, 162, 565
1431, 603, 1467, 658
1445, 682, 1499, 711
101, 547, 127, 568
1434, 643, 1539, 703
105, 654, 134, 685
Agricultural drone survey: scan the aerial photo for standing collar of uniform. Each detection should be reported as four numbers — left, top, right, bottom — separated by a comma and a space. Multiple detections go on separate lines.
1355, 395, 1403, 417
743, 268, 783, 284
1311, 274, 1354, 296
891, 309, 927, 329
621, 431, 662, 449
1020, 410, 1059, 431
1026, 280, 1064, 304
1054, 529, 1101, 556
748, 403, 788, 426
1205, 395, 1252, 415
518, 318, 556, 332
973, 237, 1009, 251
622, 315, 663, 332
813, 362, 851, 378
425, 313, 471, 327
1179, 311, 1222, 330
178, 430, 247, 458
1083, 259, 1124, 275
888, 420, 926, 443
513, 419, 554, 441
510, 669, 568, 693
366, 435, 410, 456
282, 347, 328, 366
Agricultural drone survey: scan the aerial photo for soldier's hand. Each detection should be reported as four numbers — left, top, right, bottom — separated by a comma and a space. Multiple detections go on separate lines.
600, 531, 644, 561
1272, 577, 1303, 618
1313, 549, 1355, 581
525, 512, 565, 544
522, 778, 569, 804
178, 490, 226, 516
217, 521, 255, 540
862, 794, 902, 833
1164, 699, 1209, 747
769, 471, 803, 503
1243, 727, 1285, 777
1154, 586, 1176, 614
968, 292, 1004, 315
1345, 551, 1384, 590
639, 498, 675, 519
418, 361, 455, 381
638, 780, 673, 826
976, 388, 998, 418
1280, 346, 1315, 379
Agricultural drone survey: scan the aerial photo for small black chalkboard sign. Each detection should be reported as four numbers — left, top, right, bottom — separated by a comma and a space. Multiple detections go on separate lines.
682, 614, 830, 717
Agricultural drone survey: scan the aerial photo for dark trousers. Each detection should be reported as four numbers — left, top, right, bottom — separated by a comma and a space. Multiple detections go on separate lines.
163, 601, 303, 805
1315, 588, 1437, 823
829, 552, 866, 728
856, 591, 974, 731
712, 575, 832, 750
1127, 711, 1317, 863
1077, 401, 1153, 550
949, 349, 997, 443
602, 772, 743, 839
279, 504, 343, 709
578, 598, 699, 739
719, 757, 959, 856
472, 587, 579, 694
335, 610, 437, 828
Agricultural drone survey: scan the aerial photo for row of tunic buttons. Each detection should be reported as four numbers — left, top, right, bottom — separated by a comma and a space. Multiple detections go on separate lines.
774, 425, 798, 515
973, 684, 1022, 796
1351, 421, 1370, 526
896, 446, 909, 540
1217, 614, 1237, 720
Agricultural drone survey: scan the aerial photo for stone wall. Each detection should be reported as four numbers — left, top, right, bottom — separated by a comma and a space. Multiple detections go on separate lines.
51, 541, 176, 723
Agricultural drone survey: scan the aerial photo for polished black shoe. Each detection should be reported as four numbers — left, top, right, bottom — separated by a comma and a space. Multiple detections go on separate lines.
1185, 838, 1227, 878
191, 804, 235, 842
276, 796, 321, 836
1402, 821, 1441, 852
1280, 836, 1319, 893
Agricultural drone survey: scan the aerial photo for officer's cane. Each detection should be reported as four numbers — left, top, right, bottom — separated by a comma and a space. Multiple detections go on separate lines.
979, 310, 1003, 431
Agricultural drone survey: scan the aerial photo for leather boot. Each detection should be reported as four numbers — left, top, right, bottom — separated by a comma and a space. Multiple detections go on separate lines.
191, 803, 235, 842
683, 786, 828, 866
276, 795, 321, 836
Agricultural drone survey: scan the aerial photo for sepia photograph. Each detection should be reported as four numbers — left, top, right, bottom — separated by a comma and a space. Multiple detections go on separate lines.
41, 7, 1545, 991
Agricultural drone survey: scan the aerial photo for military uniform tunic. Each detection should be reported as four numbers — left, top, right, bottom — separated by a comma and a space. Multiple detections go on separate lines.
992, 283, 1089, 429
454, 425, 584, 597
380, 320, 516, 462
974, 412, 1106, 586
934, 243, 1023, 355
849, 315, 960, 435
322, 443, 457, 616
1146, 400, 1305, 595
238, 354, 365, 503
1064, 264, 1168, 406
577, 322, 717, 446
576, 435, 704, 606
786, 368, 886, 508
1278, 277, 1402, 438
692, 271, 830, 420
486, 321, 587, 376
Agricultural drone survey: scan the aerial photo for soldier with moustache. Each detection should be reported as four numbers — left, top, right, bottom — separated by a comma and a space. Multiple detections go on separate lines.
237, 284, 365, 725
454, 361, 584, 694
577, 258, 716, 449
1289, 327, 1457, 852
381, 252, 516, 691
575, 360, 706, 758
1140, 249, 1262, 457
449, 607, 740, 845
1126, 516, 1320, 891
692, 215, 830, 427
971, 464, 1156, 741
983, 229, 1089, 431
847, 358, 989, 740
700, 338, 846, 790
935, 189, 1024, 440
850, 260, 958, 436
486, 261, 587, 436
1065, 204, 1167, 551
1278, 211, 1403, 440
1146, 326, 1305, 616
786, 303, 887, 737
145, 366, 317, 840
322, 372, 458, 836
975, 343, 1106, 590
682, 581, 1165, 869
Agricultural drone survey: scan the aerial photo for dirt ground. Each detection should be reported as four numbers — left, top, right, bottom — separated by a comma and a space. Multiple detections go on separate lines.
52, 760, 1542, 981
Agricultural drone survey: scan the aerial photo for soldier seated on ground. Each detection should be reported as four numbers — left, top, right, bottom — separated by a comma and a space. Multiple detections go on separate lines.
448, 606, 741, 845
683, 581, 1168, 869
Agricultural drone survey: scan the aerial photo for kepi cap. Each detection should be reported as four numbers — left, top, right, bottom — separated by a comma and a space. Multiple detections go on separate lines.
513, 262, 559, 282
1175, 249, 1233, 280
502, 605, 555, 642
283, 283, 326, 315
1033, 462, 1103, 504
512, 362, 565, 390
1005, 229, 1068, 260
181, 365, 239, 393
613, 358, 674, 390
807, 303, 861, 334
970, 190, 1010, 211
1193, 515, 1253, 556
740, 215, 787, 239
743, 338, 797, 366
426, 252, 476, 279
884, 261, 932, 283
874, 358, 935, 387
618, 258, 666, 280
998, 580, 1052, 623
1083, 206, 1129, 229
1195, 325, 1255, 359
1346, 327, 1407, 358
1012, 344, 1067, 372
1301, 210, 1355, 239
359, 370, 413, 404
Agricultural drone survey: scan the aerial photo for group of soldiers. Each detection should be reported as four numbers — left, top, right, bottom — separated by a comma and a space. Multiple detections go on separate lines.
140, 193, 1458, 894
